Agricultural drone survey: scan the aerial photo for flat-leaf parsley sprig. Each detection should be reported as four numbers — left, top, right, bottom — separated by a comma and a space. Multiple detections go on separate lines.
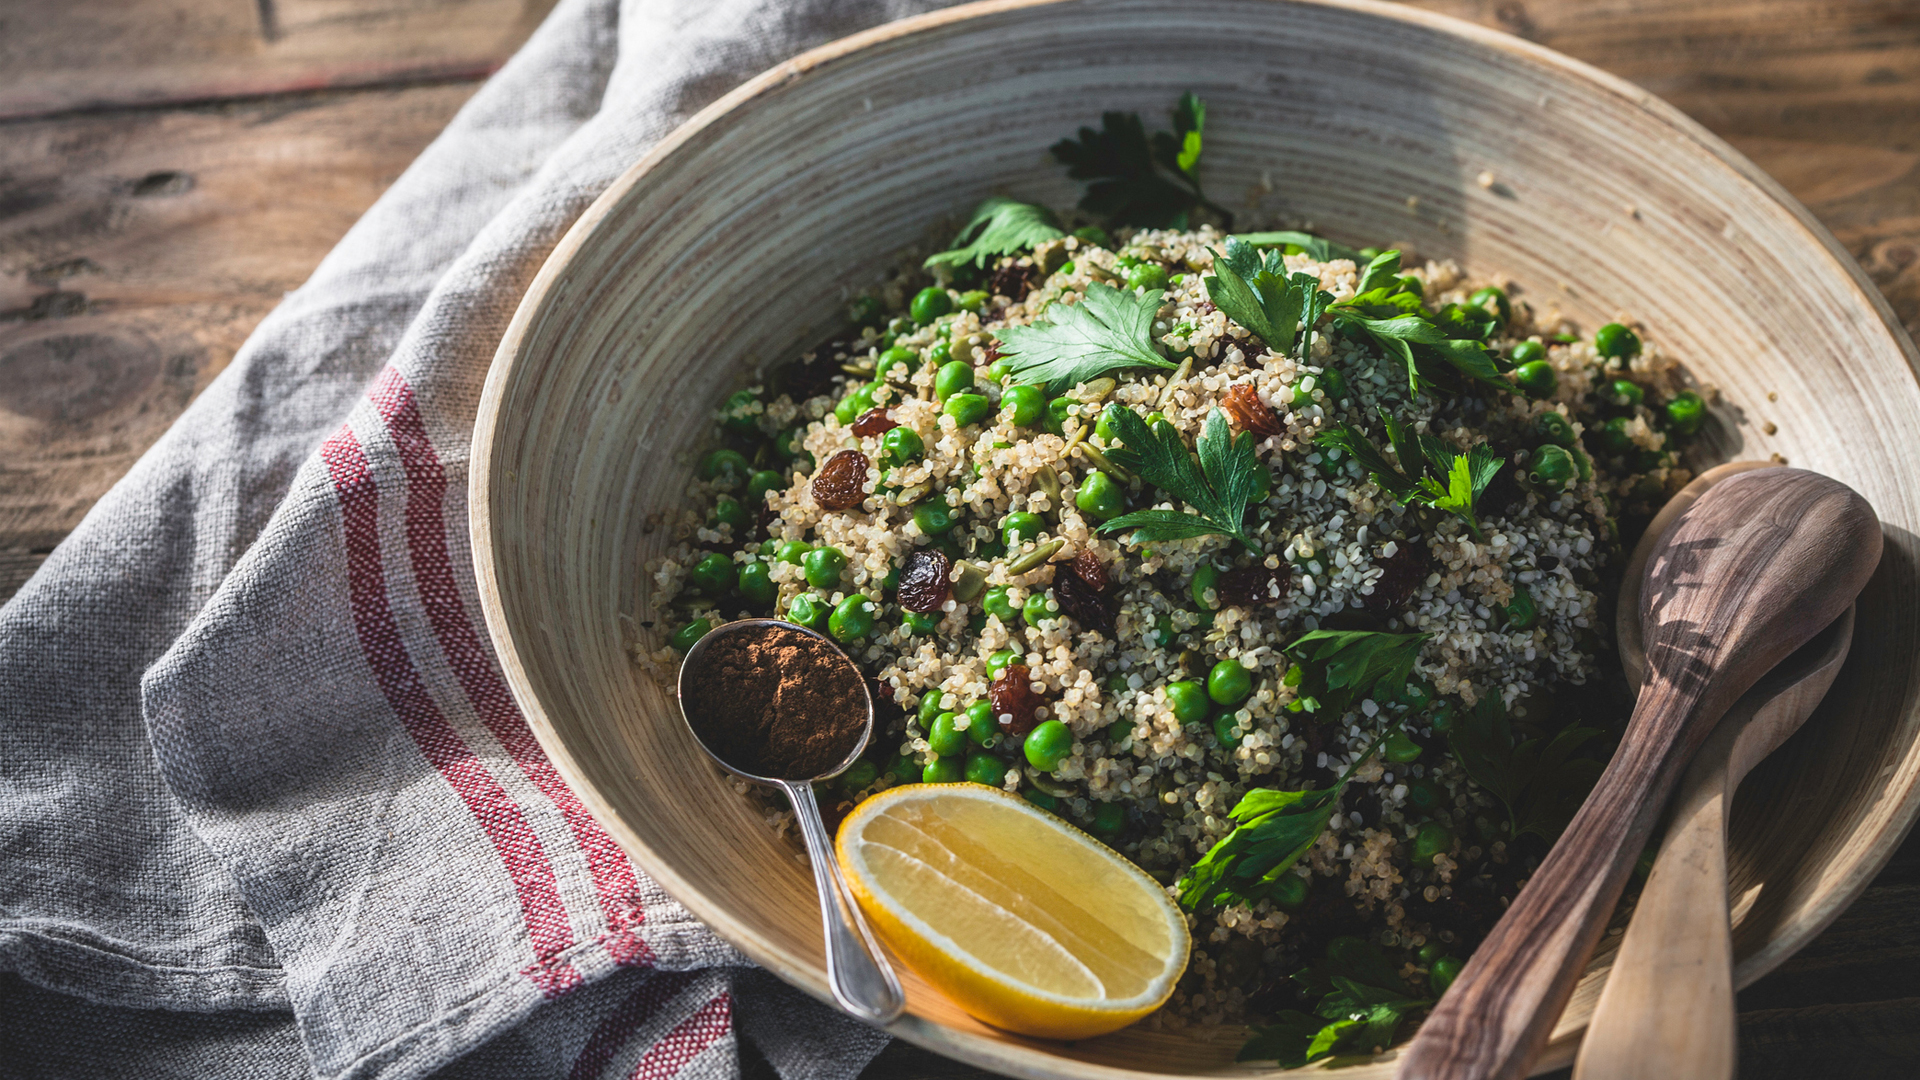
1051, 92, 1232, 229
1203, 237, 1333, 359
993, 282, 1175, 394
923, 197, 1066, 271
1329, 250, 1508, 397
1239, 937, 1432, 1067
1097, 406, 1263, 550
1316, 408, 1504, 538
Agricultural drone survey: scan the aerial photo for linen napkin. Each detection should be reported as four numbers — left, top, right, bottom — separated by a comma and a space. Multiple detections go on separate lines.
0, 0, 957, 1076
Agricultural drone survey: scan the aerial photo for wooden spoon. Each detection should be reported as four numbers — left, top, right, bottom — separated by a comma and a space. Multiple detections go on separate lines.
1576, 464, 1854, 1080
1396, 468, 1881, 1080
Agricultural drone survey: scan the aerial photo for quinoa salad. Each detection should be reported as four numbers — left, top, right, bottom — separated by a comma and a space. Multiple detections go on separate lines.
642, 96, 1712, 1062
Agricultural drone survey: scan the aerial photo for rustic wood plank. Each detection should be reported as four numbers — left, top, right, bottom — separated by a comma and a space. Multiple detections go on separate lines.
0, 83, 481, 580
0, 0, 557, 120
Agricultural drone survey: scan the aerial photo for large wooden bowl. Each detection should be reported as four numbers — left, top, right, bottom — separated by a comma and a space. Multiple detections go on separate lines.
471, 1, 1920, 1075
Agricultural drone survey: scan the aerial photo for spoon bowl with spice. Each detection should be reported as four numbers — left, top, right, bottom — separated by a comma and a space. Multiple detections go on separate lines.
677, 618, 905, 1026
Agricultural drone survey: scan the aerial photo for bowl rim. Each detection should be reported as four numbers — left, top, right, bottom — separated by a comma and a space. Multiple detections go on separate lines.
471, 1, 1920, 1075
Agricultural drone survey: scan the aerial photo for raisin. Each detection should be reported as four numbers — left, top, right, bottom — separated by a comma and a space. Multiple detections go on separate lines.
1363, 541, 1430, 616
1070, 548, 1108, 593
1054, 563, 1113, 634
990, 664, 1045, 738
850, 407, 898, 437
896, 549, 951, 613
1218, 564, 1289, 607
989, 261, 1036, 302
811, 450, 871, 510
1221, 383, 1282, 436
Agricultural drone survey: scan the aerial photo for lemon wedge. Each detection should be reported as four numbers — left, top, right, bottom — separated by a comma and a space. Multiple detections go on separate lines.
835, 783, 1190, 1039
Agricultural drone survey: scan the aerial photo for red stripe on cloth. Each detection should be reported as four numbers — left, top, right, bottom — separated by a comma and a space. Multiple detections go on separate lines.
321, 424, 582, 997
627, 992, 732, 1080
367, 368, 652, 966
567, 971, 698, 1080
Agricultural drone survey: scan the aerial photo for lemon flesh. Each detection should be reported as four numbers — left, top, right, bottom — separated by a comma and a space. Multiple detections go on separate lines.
836, 783, 1190, 1039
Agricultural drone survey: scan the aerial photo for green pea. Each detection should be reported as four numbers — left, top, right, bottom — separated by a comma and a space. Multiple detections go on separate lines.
746, 471, 784, 507
973, 538, 1007, 561
1090, 801, 1126, 834
1595, 322, 1641, 359
875, 345, 919, 382
1095, 404, 1125, 444
902, 610, 938, 635
848, 295, 884, 326
720, 389, 760, 437
1609, 378, 1646, 408
1509, 339, 1547, 364
1072, 225, 1111, 246
1208, 659, 1254, 706
1384, 731, 1423, 763
983, 650, 1017, 678
1125, 262, 1168, 291
1075, 470, 1123, 521
943, 393, 992, 427
934, 360, 975, 402
785, 593, 828, 630
956, 290, 989, 312
1430, 956, 1466, 996
1533, 412, 1575, 448
1002, 383, 1045, 427
984, 358, 1013, 383
689, 552, 737, 595
911, 286, 954, 324
1150, 613, 1175, 650
911, 503, 952, 537
802, 546, 846, 589
1318, 366, 1351, 404
1002, 512, 1045, 547
1413, 822, 1455, 866
1268, 873, 1309, 911
698, 449, 750, 485
1407, 778, 1443, 810
1046, 396, 1074, 436
1022, 591, 1057, 627
737, 561, 776, 607
833, 382, 875, 425
837, 759, 879, 793
1213, 711, 1244, 749
711, 496, 751, 531
1417, 942, 1446, 965
1513, 360, 1557, 397
1057, 260, 1077, 277
828, 594, 876, 641
1024, 720, 1073, 771
1468, 286, 1511, 323
1106, 716, 1134, 741
668, 618, 713, 652
928, 711, 969, 756
966, 700, 997, 745
982, 586, 1018, 624
880, 564, 901, 592
881, 426, 924, 465
772, 427, 802, 461
1166, 680, 1210, 723
1504, 585, 1538, 631
1529, 444, 1577, 490
1191, 564, 1221, 610
918, 690, 948, 724
1428, 698, 1457, 734
1594, 415, 1634, 455
773, 540, 812, 565
923, 757, 965, 784
1024, 789, 1060, 812
965, 752, 1007, 787
1665, 390, 1706, 435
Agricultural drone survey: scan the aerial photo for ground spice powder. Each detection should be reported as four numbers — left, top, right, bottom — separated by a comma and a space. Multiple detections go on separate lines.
681, 623, 867, 780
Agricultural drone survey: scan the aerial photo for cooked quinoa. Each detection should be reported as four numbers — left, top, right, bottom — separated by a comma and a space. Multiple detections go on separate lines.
643, 224, 1698, 1030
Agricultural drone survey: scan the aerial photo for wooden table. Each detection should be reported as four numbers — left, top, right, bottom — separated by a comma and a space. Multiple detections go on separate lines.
2, 1, 1915, 1076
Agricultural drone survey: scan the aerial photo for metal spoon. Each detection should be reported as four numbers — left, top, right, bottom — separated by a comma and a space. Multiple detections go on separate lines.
1398, 467, 1880, 1080
678, 618, 905, 1026
1576, 464, 1855, 1080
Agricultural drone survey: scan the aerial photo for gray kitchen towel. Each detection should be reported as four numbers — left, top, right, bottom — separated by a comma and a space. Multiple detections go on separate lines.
0, 0, 956, 1076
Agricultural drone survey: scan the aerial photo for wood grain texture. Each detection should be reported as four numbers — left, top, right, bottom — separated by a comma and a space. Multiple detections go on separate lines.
0, 0, 557, 119
471, 3, 1920, 1077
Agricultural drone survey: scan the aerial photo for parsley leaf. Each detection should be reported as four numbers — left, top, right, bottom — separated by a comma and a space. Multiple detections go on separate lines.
1051, 95, 1231, 229
1325, 250, 1507, 396
1203, 239, 1332, 359
1096, 407, 1260, 549
994, 282, 1174, 394
1232, 230, 1364, 264
1314, 413, 1503, 538
1286, 629, 1429, 712
1449, 695, 1606, 841
1239, 937, 1432, 1066
923, 197, 1066, 271
1178, 784, 1340, 910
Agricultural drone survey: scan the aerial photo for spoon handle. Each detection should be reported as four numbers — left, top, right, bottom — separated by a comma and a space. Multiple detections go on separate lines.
779, 779, 906, 1026
1572, 725, 1739, 1080
1398, 679, 1704, 1080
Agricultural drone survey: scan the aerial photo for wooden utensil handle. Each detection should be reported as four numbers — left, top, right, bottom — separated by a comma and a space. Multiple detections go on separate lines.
1573, 748, 1737, 1080
1398, 680, 1704, 1080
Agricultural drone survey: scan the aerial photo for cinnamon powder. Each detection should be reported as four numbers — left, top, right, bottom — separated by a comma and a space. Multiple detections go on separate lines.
681, 623, 867, 780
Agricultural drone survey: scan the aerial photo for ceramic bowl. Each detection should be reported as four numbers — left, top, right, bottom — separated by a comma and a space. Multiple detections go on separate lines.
472, 1, 1920, 1075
